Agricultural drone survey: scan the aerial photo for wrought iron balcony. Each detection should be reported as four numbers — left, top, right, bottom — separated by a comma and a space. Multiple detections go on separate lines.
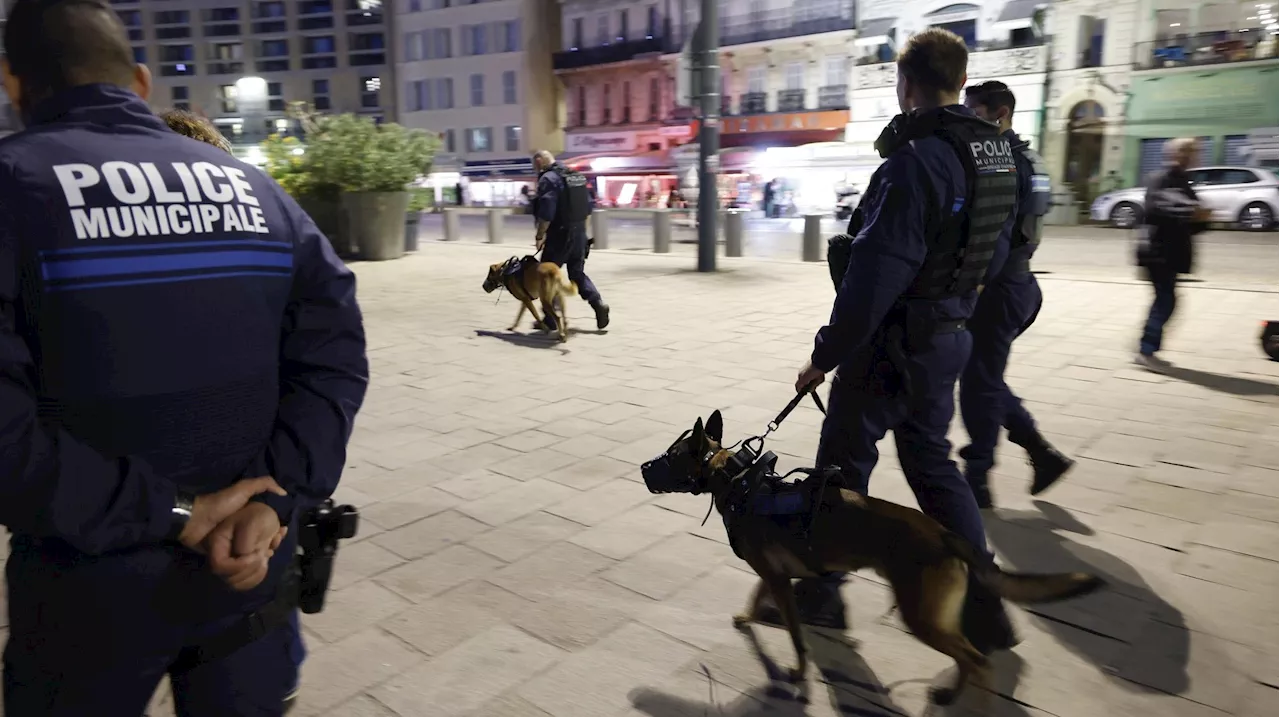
1133, 29, 1278, 71
818, 84, 848, 110
739, 92, 767, 115
721, 14, 854, 48
553, 36, 669, 71
776, 89, 806, 112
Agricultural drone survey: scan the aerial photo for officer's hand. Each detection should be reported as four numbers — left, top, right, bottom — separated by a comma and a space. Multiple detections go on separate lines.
205, 502, 283, 592
796, 361, 827, 394
178, 476, 286, 552
536, 236, 545, 251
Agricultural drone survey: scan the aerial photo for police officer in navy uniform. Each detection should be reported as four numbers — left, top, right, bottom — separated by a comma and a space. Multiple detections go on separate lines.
785, 28, 1020, 653
0, 2, 368, 714
532, 150, 610, 331
959, 81, 1074, 509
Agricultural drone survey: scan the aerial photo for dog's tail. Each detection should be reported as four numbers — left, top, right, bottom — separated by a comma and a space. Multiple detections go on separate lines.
560, 272, 578, 296
941, 532, 1105, 605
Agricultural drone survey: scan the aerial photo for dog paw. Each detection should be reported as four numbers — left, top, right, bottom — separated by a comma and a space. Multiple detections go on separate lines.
928, 686, 957, 706
732, 613, 752, 628
786, 666, 807, 683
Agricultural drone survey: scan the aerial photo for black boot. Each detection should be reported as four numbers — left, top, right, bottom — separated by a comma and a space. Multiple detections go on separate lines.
962, 580, 1019, 655
967, 473, 994, 510
592, 302, 610, 330
1011, 432, 1075, 496
753, 577, 848, 630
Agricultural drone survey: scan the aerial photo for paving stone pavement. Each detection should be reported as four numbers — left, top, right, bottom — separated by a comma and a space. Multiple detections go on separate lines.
6, 242, 1280, 717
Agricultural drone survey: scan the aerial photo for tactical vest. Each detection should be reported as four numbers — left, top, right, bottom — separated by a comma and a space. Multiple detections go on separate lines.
546, 162, 591, 229
865, 108, 1017, 300
1012, 137, 1050, 250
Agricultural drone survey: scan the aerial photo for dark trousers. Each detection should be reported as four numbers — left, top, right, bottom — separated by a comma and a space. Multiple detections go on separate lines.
814, 331, 994, 585
541, 223, 603, 308
959, 276, 1043, 477
4, 538, 303, 717
1141, 266, 1178, 356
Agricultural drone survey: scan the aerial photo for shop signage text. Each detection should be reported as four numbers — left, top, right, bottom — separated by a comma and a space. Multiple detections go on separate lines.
566, 131, 637, 152
854, 45, 1048, 90
691, 110, 850, 135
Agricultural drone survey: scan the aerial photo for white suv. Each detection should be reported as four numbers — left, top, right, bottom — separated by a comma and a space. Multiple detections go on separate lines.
1091, 166, 1279, 231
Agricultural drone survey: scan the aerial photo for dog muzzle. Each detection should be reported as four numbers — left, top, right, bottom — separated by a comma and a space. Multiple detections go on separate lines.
641, 430, 709, 495
483, 279, 499, 293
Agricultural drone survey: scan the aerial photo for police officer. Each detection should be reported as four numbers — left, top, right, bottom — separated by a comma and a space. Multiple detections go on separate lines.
0, 2, 368, 714
786, 28, 1019, 653
532, 150, 610, 330
959, 81, 1074, 509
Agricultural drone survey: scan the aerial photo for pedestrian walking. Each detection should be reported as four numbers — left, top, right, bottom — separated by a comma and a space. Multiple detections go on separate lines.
957, 81, 1074, 508
0, 1, 368, 714
1135, 137, 1210, 371
532, 150, 610, 330
783, 28, 1021, 654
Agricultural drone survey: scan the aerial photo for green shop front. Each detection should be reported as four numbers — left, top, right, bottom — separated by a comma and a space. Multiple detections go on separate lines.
1123, 62, 1279, 184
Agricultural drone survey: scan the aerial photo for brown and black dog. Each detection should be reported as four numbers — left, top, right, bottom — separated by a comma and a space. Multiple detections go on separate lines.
483, 256, 578, 342
647, 410, 1105, 705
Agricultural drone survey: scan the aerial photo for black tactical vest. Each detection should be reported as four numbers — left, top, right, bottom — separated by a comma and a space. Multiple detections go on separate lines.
869, 108, 1018, 300
546, 162, 591, 229
1012, 137, 1050, 250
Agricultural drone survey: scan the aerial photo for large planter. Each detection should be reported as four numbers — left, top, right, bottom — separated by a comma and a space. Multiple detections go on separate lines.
342, 191, 411, 261
297, 194, 347, 255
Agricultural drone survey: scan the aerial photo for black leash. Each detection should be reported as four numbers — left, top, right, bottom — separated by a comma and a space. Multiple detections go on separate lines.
765, 388, 827, 437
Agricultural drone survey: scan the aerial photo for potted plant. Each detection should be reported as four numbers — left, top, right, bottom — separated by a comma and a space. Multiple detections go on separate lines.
261, 132, 346, 253
304, 114, 439, 261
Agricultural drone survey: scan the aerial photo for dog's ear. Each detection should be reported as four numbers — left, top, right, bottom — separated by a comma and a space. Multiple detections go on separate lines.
706, 410, 723, 444
691, 417, 704, 450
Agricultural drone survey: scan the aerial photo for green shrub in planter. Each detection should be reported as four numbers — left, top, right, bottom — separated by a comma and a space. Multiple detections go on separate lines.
260, 133, 345, 252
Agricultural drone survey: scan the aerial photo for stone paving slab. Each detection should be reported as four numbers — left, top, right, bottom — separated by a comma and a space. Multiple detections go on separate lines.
1, 241, 1275, 717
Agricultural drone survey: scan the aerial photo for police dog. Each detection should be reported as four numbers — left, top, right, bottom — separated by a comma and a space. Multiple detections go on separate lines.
482, 256, 577, 342
649, 411, 1105, 705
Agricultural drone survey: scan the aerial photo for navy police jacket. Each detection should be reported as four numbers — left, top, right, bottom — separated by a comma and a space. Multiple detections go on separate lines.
0, 85, 369, 562
995, 128, 1049, 284
811, 105, 1014, 372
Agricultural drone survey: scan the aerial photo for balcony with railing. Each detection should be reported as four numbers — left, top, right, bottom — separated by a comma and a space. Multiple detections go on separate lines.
720, 8, 854, 48
1133, 29, 1278, 71
818, 84, 848, 109
553, 36, 669, 71
739, 91, 767, 115
776, 88, 805, 112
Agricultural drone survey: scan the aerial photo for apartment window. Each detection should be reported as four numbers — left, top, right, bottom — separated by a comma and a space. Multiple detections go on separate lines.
466, 127, 493, 153
408, 0, 421, 10
132, 46, 146, 64
303, 35, 338, 69
407, 80, 426, 111
649, 76, 659, 119
268, 81, 285, 112
1078, 16, 1105, 68
463, 24, 488, 55
576, 85, 586, 126
429, 0, 451, 8
502, 70, 517, 104
258, 39, 289, 72
209, 42, 244, 75
436, 77, 454, 108
253, 1, 287, 32
618, 9, 628, 40
159, 44, 196, 76
313, 79, 331, 111
203, 7, 241, 37
154, 9, 191, 39
596, 14, 608, 44
572, 17, 584, 48
622, 81, 631, 123
470, 73, 485, 106
220, 84, 238, 113
824, 56, 845, 86
602, 84, 611, 123
646, 6, 658, 37
349, 31, 386, 51
429, 27, 452, 58
443, 128, 455, 153
347, 0, 384, 26
404, 31, 422, 61
298, 0, 335, 30
747, 66, 766, 93
171, 86, 189, 111
785, 62, 804, 91
117, 10, 143, 41
500, 20, 521, 52
504, 125, 521, 152
361, 76, 381, 109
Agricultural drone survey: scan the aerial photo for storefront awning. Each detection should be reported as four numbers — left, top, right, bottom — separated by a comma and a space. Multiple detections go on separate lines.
993, 0, 1046, 32
855, 17, 896, 47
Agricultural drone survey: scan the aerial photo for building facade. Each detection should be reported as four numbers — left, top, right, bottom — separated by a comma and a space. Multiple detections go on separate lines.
394, 0, 561, 203
848, 0, 1050, 186
1045, 0, 1278, 202
115, 0, 394, 154
0, 2, 14, 138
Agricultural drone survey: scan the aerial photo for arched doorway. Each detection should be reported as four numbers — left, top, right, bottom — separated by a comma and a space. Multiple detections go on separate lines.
1064, 100, 1106, 205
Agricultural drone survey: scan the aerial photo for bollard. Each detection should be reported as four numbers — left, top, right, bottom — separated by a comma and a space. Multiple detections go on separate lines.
724, 209, 744, 257
486, 208, 503, 244
591, 210, 609, 250
653, 210, 672, 253
443, 208, 461, 242
802, 214, 824, 262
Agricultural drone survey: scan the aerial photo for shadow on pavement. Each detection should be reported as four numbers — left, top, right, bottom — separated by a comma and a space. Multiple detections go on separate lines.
985, 502, 1189, 696
1163, 365, 1279, 397
473, 329, 570, 352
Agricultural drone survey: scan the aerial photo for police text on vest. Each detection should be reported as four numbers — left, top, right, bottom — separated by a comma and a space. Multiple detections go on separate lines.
53, 161, 270, 240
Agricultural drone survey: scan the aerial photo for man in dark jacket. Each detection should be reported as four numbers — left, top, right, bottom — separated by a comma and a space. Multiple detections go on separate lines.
1135, 137, 1209, 371
532, 150, 609, 330
0, 1, 368, 714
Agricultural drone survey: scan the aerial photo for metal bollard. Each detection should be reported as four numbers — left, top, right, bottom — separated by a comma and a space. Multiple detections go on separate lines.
724, 209, 744, 257
653, 210, 672, 253
802, 214, 824, 262
486, 208, 503, 244
443, 208, 461, 242
591, 210, 609, 250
